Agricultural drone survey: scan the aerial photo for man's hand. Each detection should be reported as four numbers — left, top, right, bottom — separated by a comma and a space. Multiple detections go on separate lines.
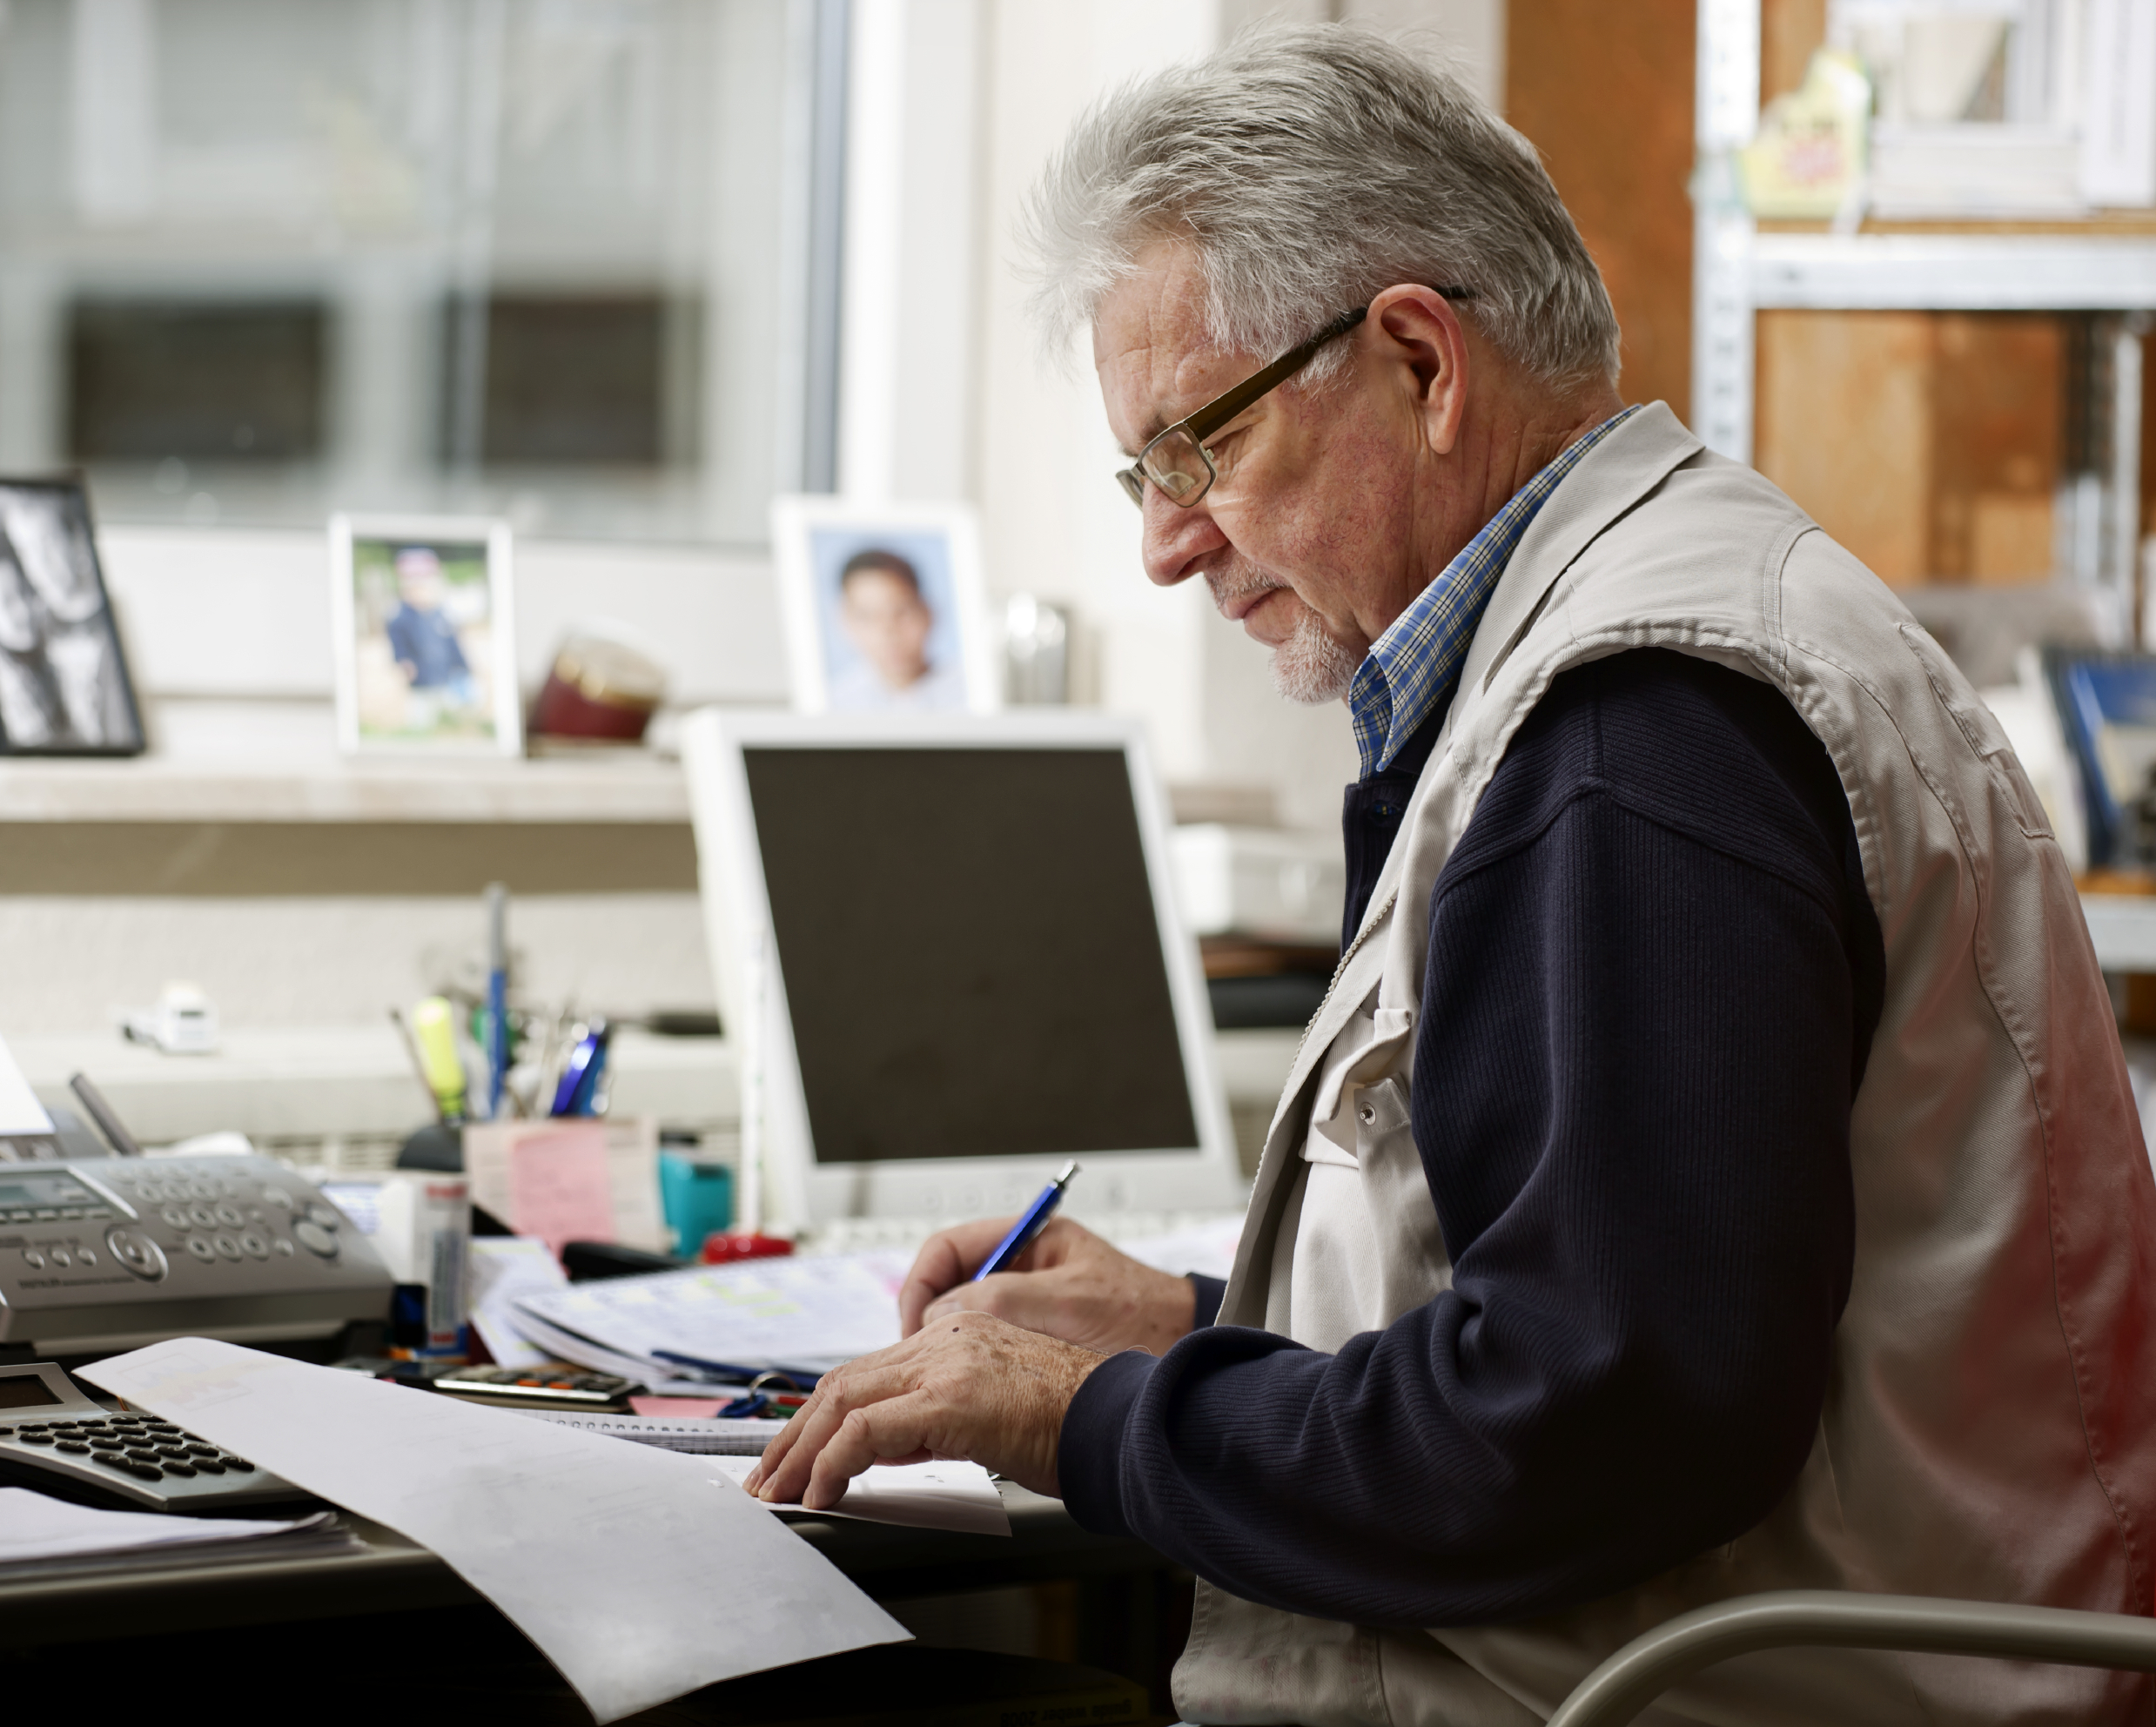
742, 1311, 1102, 1508
897, 1216, 1197, 1354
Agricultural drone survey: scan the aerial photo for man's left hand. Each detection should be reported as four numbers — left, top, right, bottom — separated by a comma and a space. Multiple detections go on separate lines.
742, 1311, 1104, 1509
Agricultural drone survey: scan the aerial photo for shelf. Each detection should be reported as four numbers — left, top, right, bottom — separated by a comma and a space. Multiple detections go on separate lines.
1749, 232, 2156, 311
2082, 895, 2156, 971
0, 753, 692, 825
2, 1025, 1301, 1149
5, 1025, 734, 1146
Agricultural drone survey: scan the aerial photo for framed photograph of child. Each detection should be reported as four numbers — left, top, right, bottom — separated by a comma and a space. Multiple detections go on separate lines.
0, 476, 146, 756
330, 514, 521, 756
771, 496, 997, 715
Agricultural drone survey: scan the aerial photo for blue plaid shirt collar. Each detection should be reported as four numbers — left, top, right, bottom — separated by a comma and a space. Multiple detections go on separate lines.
1347, 406, 1640, 778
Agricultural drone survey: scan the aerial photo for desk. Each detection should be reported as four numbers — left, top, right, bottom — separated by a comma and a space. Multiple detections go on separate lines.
0, 1483, 1167, 1650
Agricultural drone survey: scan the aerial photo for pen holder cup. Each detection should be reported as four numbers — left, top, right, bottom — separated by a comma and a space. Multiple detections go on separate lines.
658, 1153, 734, 1257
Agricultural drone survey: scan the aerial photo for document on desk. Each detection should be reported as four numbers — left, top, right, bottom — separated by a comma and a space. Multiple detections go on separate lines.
467, 1235, 568, 1369
703, 1456, 1010, 1536
511, 1250, 912, 1381
82, 1339, 908, 1724
0, 1488, 352, 1579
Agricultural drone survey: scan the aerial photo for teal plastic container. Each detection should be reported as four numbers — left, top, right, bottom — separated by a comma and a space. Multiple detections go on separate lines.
658, 1152, 735, 1257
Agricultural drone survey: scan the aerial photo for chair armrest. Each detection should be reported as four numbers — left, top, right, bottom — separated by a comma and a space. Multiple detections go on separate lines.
1548, 1589, 2156, 1727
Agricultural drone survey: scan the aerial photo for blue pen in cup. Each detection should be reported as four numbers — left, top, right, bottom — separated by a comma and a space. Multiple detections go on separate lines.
973, 1161, 1080, 1281
549, 1018, 611, 1118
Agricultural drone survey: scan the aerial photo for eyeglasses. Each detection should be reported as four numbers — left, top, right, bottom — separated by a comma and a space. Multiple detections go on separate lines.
1114, 288, 1478, 511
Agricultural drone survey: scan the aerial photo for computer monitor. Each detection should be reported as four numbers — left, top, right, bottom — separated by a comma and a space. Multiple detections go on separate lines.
681, 709, 1244, 1227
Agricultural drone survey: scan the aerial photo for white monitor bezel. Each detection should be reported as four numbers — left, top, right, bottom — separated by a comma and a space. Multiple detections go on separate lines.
682, 706, 1245, 1226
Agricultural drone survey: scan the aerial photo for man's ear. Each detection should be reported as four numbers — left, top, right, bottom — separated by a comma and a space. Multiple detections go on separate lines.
1366, 285, 1471, 457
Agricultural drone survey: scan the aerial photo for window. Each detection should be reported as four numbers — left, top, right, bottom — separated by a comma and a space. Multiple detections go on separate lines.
0, 0, 830, 542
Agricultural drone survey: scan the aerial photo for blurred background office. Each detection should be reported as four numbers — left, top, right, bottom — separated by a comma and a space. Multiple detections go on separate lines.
6, 0, 2156, 1167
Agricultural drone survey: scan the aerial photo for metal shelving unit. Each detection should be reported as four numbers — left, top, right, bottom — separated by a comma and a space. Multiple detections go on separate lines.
1690, 0, 2156, 632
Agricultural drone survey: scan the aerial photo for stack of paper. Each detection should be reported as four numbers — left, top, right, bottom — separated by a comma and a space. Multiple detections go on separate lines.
509, 1410, 791, 1455
508, 1250, 912, 1387
0, 1487, 355, 1581
1116, 1215, 1241, 1282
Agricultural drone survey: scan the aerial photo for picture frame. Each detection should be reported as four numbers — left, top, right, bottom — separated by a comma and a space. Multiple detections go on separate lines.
0, 476, 146, 756
771, 495, 997, 715
330, 514, 521, 756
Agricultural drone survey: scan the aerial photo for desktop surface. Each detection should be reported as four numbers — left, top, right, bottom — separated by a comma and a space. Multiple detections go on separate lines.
0, 1481, 1162, 1649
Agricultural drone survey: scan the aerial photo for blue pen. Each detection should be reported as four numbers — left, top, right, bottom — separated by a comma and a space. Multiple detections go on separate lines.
549, 1020, 610, 1117
974, 1160, 1080, 1281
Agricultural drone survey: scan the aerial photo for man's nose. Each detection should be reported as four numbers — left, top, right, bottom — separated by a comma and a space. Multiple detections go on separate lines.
1140, 487, 1227, 588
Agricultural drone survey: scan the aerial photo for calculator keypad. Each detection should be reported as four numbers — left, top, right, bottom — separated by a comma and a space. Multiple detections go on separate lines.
0, 1413, 257, 1487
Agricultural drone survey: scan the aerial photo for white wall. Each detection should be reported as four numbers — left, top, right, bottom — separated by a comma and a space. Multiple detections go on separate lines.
97, 525, 789, 708
0, 1, 1514, 1052
957, 0, 1504, 828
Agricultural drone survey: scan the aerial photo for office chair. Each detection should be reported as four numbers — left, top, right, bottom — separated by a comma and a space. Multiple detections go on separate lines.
1547, 1589, 2156, 1726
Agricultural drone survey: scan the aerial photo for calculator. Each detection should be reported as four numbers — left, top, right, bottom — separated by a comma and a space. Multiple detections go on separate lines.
334, 1356, 635, 1410
0, 1361, 307, 1514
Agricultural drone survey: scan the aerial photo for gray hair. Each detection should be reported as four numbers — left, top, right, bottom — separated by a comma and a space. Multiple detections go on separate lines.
1021, 25, 1620, 390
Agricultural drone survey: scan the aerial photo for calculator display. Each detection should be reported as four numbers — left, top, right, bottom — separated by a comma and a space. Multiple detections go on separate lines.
0, 1377, 61, 1409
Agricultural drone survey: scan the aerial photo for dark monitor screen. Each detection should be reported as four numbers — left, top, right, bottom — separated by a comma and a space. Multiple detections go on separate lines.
743, 746, 1199, 1164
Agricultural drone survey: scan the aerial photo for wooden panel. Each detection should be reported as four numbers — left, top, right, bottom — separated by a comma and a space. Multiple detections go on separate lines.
1763, 0, 1829, 103
0, 822, 697, 896
1757, 310, 2065, 586
1931, 313, 2062, 584
1506, 0, 1694, 417
1756, 310, 1936, 582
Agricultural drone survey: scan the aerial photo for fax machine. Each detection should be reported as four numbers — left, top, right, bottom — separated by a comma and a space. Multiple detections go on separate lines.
0, 1156, 394, 1354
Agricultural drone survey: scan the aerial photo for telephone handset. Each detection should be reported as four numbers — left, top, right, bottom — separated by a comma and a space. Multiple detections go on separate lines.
0, 1361, 305, 1513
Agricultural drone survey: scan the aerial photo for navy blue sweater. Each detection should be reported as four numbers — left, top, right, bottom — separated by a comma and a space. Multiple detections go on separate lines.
1061, 648, 1884, 1627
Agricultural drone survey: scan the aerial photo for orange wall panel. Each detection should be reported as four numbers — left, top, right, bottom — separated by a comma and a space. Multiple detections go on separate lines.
1756, 310, 1936, 582
1507, 0, 1695, 420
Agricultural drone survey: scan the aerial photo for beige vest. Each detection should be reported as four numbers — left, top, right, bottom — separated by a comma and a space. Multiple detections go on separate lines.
1173, 406, 2156, 1727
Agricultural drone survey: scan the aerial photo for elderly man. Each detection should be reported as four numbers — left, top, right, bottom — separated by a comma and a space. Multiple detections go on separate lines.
750, 28, 2156, 1724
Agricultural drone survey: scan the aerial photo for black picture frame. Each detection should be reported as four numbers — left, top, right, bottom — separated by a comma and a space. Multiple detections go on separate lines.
0, 476, 145, 756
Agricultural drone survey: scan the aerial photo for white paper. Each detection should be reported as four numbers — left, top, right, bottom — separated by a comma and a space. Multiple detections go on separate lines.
0, 1486, 337, 1569
1115, 1216, 1243, 1282
0, 1034, 54, 1135
705, 1456, 1009, 1536
514, 1250, 911, 1380
468, 1236, 567, 1368
83, 1339, 907, 1724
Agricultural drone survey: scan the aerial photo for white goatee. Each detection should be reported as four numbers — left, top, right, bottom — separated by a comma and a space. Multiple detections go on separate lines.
1272, 607, 1360, 704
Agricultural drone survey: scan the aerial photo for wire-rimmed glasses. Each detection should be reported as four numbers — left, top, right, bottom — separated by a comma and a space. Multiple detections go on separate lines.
1114, 289, 1477, 511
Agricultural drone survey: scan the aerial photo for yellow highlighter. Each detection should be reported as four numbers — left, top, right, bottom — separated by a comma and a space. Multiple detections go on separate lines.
409, 996, 469, 1123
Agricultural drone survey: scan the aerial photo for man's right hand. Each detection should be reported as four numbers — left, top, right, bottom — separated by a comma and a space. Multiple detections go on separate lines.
897, 1216, 1199, 1356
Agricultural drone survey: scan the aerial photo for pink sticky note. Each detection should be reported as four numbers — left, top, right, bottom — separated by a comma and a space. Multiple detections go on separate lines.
506, 1123, 615, 1257
630, 1395, 726, 1420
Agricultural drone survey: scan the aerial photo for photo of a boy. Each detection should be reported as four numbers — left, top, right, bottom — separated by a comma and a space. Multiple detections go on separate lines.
386, 547, 478, 711
829, 548, 965, 710
349, 536, 494, 740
